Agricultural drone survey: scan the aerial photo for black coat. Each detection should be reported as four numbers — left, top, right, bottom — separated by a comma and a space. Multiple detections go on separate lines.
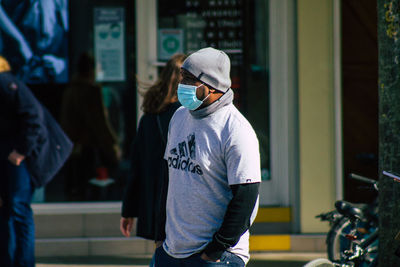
0, 72, 73, 187
122, 102, 180, 240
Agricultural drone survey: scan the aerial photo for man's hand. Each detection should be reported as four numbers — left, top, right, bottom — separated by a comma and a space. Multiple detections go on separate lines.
8, 150, 25, 166
201, 252, 220, 262
120, 217, 135, 237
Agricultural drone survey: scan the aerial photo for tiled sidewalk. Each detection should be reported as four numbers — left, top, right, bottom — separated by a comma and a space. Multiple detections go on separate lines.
36, 252, 328, 267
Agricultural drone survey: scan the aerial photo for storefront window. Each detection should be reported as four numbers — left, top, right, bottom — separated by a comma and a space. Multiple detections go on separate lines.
29, 0, 269, 203
157, 0, 270, 180
30, 0, 136, 203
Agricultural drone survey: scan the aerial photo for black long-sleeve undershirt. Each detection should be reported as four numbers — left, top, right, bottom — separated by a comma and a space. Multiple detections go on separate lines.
203, 182, 260, 260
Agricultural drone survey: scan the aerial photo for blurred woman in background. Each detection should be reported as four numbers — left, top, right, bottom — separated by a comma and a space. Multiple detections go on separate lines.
120, 53, 186, 246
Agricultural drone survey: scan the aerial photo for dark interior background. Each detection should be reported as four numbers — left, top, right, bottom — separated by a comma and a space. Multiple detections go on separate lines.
342, 0, 379, 203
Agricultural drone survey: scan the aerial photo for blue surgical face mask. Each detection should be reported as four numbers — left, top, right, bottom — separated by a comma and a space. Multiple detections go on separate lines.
177, 83, 210, 110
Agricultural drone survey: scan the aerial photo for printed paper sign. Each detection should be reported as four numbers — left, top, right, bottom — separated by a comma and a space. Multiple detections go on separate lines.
94, 8, 126, 81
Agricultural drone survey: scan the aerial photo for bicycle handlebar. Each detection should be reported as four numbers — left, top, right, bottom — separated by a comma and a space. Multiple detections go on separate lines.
349, 173, 377, 185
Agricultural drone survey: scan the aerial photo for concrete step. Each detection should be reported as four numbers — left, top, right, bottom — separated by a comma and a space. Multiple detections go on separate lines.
250, 234, 326, 253
33, 203, 297, 238
35, 237, 154, 257
35, 234, 326, 257
33, 202, 124, 238
32, 203, 327, 257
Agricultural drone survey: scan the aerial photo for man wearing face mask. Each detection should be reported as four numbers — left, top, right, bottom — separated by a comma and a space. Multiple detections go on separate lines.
154, 47, 261, 267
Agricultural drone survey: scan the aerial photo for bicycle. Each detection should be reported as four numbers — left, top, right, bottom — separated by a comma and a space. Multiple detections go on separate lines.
317, 174, 379, 266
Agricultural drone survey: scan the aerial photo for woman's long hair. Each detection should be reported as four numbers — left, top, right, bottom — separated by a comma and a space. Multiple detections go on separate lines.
141, 53, 186, 114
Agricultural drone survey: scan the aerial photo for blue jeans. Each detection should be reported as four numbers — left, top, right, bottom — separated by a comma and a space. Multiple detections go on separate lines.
0, 161, 35, 267
154, 246, 245, 267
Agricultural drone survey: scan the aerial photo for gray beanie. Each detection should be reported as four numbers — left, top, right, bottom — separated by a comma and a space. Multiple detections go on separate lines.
182, 47, 231, 92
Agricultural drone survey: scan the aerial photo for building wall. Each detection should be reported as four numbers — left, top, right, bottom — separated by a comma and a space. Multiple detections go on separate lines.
297, 0, 337, 233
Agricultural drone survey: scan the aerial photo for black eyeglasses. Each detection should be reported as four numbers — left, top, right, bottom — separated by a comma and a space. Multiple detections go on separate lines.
180, 70, 201, 85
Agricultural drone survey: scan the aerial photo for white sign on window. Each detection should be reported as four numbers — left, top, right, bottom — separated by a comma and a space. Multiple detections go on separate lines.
94, 7, 126, 82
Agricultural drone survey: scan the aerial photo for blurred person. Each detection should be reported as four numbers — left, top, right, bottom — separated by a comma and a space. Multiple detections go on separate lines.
120, 53, 187, 265
60, 52, 120, 200
0, 0, 68, 83
0, 55, 72, 267
154, 47, 261, 267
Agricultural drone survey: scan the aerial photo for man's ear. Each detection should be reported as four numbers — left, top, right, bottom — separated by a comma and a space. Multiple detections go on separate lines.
209, 88, 217, 94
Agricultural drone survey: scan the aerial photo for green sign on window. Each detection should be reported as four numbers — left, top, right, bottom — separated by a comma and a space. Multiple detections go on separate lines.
158, 29, 184, 60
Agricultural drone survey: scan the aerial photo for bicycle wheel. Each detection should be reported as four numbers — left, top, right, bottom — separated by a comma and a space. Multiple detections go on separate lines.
357, 229, 379, 267
304, 258, 335, 267
327, 217, 378, 265
327, 217, 354, 261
